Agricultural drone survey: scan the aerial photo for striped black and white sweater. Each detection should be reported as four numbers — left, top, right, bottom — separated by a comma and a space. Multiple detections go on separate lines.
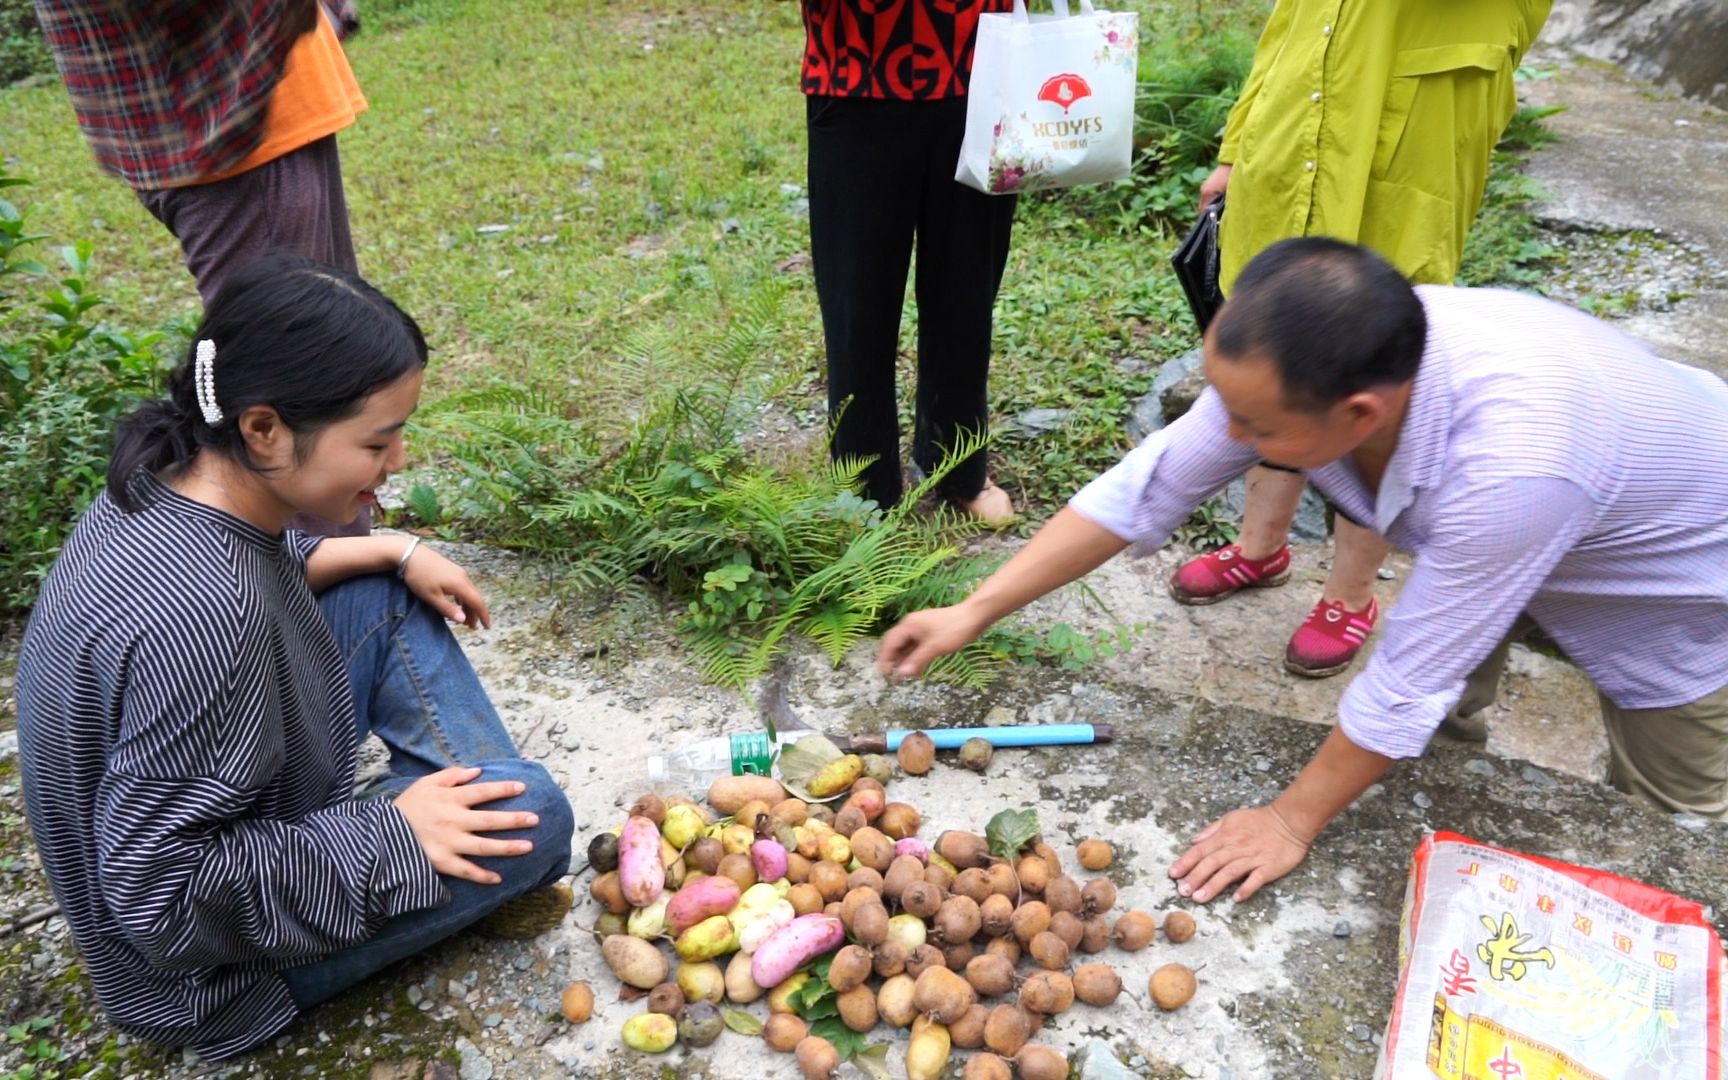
16, 473, 447, 1059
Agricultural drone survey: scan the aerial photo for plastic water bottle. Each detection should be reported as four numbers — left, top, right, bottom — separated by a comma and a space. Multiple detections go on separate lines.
645, 731, 814, 793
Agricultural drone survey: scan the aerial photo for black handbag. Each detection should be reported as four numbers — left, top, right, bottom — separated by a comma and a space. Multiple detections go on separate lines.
1171, 194, 1225, 334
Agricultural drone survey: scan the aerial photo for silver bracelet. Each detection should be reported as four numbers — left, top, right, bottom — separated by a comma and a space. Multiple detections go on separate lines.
395, 536, 422, 580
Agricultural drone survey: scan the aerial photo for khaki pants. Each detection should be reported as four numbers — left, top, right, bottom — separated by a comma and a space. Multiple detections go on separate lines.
1450, 616, 1728, 819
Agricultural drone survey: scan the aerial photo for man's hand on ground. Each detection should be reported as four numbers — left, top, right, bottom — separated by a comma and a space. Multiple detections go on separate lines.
1169, 804, 1312, 904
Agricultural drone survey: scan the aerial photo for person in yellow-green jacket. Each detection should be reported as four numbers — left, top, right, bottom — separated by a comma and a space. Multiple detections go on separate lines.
1167, 0, 1551, 686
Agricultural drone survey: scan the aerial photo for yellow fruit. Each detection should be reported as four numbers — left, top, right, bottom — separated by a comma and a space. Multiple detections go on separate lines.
818, 832, 852, 865
674, 915, 740, 962
808, 754, 865, 798
721, 823, 757, 856
662, 803, 707, 850
621, 1012, 678, 1053
769, 971, 812, 1014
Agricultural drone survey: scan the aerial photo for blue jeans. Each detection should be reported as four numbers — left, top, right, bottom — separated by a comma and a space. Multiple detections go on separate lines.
277, 574, 573, 1008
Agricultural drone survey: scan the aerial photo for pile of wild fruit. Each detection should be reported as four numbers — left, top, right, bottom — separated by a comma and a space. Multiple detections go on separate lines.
569, 735, 1201, 1080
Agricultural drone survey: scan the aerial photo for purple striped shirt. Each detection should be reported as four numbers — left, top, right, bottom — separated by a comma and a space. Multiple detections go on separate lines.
1070, 286, 1728, 758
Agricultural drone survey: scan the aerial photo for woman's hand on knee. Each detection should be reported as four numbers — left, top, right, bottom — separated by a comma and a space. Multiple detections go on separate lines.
403, 547, 492, 629
393, 765, 539, 884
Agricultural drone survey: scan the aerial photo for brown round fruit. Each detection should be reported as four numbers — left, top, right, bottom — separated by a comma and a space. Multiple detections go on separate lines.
953, 867, 993, 903
1076, 839, 1114, 870
1016, 853, 1050, 896
950, 1002, 990, 1049
1029, 930, 1070, 971
717, 852, 757, 891
873, 940, 909, 978
906, 943, 946, 978
941, 940, 976, 971
902, 880, 945, 919
796, 1035, 841, 1080
828, 944, 874, 994
964, 1053, 1013, 1080
688, 837, 723, 876
957, 737, 994, 772
629, 793, 666, 825
1080, 877, 1117, 915
560, 981, 594, 1023
984, 935, 1022, 964
983, 1003, 1034, 1057
1150, 963, 1198, 1010
898, 731, 936, 775
847, 865, 885, 896
809, 860, 849, 902
1072, 962, 1122, 1006
1042, 875, 1082, 915
884, 854, 925, 900
936, 894, 983, 944
912, 964, 978, 1024
837, 984, 879, 1032
965, 953, 1017, 997
923, 861, 956, 891
878, 802, 922, 840
1016, 1044, 1070, 1080
980, 892, 1015, 937
646, 982, 686, 1017
1010, 900, 1052, 946
1018, 970, 1075, 1015
763, 1012, 808, 1052
833, 803, 868, 838
1163, 910, 1197, 943
1112, 910, 1156, 951
788, 882, 825, 916
1078, 915, 1111, 954
849, 899, 890, 946
1048, 910, 1085, 950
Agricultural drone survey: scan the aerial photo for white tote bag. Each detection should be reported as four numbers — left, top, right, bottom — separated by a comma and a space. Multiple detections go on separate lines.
955, 0, 1139, 194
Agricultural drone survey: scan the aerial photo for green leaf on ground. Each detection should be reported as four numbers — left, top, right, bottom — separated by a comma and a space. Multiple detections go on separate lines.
808, 1017, 874, 1062
985, 807, 1042, 860
721, 1008, 763, 1036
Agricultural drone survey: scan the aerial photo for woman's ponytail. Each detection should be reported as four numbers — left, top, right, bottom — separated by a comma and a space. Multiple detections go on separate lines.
106, 364, 204, 511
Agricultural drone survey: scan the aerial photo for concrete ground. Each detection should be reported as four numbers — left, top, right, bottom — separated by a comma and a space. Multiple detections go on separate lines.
3, 32, 1727, 1080
1520, 42, 1728, 383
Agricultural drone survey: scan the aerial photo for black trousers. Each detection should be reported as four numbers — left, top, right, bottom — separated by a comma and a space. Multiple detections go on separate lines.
807, 95, 1018, 507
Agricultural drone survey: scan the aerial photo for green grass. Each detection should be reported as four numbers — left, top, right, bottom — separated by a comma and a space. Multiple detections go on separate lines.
0, 0, 1556, 627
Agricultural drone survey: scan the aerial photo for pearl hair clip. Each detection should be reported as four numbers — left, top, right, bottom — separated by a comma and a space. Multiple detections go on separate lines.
194, 339, 222, 426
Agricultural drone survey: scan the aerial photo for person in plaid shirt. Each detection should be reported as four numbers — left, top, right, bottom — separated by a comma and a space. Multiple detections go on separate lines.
35, 0, 371, 535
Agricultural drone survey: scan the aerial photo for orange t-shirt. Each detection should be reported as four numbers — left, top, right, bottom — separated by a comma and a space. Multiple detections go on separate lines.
196, 9, 367, 185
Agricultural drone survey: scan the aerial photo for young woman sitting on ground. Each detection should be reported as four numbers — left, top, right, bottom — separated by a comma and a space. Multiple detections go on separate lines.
14, 253, 574, 1059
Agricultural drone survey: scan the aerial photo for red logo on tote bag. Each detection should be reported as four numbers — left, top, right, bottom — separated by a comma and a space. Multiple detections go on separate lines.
1037, 74, 1092, 113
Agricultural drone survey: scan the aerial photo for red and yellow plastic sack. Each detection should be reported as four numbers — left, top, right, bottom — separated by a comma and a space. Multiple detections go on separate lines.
1377, 831, 1726, 1079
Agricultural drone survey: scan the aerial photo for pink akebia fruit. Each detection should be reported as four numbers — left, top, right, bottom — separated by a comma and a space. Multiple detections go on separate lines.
618, 815, 665, 907
894, 837, 931, 864
666, 875, 741, 936
752, 838, 789, 882
751, 914, 846, 989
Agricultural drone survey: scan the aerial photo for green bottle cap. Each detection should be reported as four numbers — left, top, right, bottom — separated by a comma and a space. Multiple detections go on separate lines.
728, 731, 774, 776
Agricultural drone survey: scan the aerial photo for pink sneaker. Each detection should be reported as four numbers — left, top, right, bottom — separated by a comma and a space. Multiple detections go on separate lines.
1285, 597, 1379, 678
1168, 544, 1292, 606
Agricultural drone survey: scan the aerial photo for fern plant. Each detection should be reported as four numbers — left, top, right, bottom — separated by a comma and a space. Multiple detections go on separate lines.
417, 282, 1021, 689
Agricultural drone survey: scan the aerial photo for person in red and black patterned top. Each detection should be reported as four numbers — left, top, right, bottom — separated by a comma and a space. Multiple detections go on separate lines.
802, 0, 1018, 521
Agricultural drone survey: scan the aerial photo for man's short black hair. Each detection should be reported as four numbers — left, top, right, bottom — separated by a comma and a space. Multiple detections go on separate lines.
1212, 238, 1428, 412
